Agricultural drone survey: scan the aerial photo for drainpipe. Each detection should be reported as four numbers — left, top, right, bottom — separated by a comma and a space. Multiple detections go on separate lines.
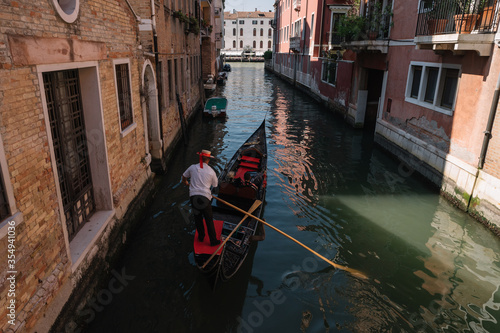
124, 0, 141, 21
478, 72, 500, 169
151, 0, 164, 144
468, 70, 500, 210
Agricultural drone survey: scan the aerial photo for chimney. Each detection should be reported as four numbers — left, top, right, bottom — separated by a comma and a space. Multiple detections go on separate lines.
255, 8, 257, 11
233, 9, 236, 14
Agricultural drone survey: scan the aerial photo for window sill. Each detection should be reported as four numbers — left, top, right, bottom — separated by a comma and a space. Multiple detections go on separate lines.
0, 212, 24, 240
321, 80, 337, 88
405, 97, 453, 117
120, 122, 137, 139
69, 209, 115, 272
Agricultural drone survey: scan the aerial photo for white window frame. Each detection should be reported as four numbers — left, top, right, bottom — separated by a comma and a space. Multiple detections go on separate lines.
321, 58, 338, 86
405, 61, 461, 116
0, 133, 23, 240
37, 61, 114, 271
52, 0, 80, 23
302, 17, 306, 39
310, 13, 315, 42
113, 58, 137, 137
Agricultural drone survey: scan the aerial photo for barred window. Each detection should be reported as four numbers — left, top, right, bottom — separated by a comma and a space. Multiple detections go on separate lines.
321, 59, 337, 85
115, 63, 134, 130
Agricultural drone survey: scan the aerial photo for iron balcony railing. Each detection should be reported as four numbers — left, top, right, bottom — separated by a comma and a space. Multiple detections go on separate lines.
416, 0, 499, 36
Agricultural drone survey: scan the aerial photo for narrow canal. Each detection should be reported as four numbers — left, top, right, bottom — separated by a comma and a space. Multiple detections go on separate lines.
83, 63, 500, 332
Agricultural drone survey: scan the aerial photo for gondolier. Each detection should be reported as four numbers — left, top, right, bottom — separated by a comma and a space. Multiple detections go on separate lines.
182, 150, 220, 246
194, 120, 268, 284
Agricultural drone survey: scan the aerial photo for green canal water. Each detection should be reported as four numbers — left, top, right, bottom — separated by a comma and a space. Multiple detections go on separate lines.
83, 63, 500, 332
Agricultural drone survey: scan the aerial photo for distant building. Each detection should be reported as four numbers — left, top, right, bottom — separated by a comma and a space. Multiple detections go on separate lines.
223, 9, 274, 57
202, 0, 225, 80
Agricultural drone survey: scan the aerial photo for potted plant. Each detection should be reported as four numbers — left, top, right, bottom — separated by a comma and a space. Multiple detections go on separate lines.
454, 0, 482, 33
188, 16, 200, 34
337, 13, 366, 42
478, 0, 497, 29
366, 2, 393, 40
427, 0, 456, 35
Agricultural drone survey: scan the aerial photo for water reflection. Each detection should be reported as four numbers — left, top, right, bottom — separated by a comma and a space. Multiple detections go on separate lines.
414, 205, 500, 331
254, 63, 500, 332
84, 63, 500, 333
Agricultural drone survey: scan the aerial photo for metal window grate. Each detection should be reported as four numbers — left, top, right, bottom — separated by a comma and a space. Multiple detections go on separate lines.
43, 69, 96, 241
115, 64, 133, 130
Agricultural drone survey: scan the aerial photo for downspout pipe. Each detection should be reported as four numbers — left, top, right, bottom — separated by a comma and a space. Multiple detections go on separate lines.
478, 72, 500, 169
125, 0, 141, 21
150, 0, 164, 144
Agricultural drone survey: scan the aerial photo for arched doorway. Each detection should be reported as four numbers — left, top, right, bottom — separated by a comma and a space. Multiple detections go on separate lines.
142, 61, 161, 162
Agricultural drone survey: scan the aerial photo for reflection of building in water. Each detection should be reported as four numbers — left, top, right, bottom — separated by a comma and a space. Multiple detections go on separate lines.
271, 89, 318, 207
414, 206, 500, 331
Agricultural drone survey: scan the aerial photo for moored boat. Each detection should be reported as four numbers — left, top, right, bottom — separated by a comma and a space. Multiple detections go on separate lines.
216, 71, 228, 85
194, 120, 267, 284
203, 97, 228, 118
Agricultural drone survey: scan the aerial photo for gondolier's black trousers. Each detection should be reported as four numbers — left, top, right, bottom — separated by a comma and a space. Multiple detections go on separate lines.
190, 195, 217, 244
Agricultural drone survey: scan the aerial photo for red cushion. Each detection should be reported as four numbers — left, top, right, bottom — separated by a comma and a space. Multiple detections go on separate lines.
235, 167, 252, 180
242, 156, 260, 163
239, 161, 259, 169
194, 219, 224, 255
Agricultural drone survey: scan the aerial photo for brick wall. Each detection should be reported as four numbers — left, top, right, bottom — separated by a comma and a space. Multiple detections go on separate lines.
0, 0, 152, 331
0, 60, 70, 332
483, 103, 500, 179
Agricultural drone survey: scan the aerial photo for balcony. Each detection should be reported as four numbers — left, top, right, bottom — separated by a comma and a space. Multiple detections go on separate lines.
327, 31, 344, 49
200, 0, 212, 9
339, 3, 393, 54
415, 0, 500, 56
290, 36, 301, 52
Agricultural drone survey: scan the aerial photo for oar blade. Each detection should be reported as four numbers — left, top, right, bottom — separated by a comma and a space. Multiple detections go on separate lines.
213, 196, 368, 280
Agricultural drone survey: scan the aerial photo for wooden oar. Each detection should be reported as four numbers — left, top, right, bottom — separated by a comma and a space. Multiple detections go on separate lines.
213, 196, 368, 280
201, 199, 262, 269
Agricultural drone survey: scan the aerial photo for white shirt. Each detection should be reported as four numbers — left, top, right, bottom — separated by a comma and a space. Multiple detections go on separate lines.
183, 163, 218, 200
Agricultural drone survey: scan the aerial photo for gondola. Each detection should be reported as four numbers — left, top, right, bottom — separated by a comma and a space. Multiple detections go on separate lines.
194, 120, 267, 285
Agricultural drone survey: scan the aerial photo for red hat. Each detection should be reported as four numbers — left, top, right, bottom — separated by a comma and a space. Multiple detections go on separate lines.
197, 150, 214, 168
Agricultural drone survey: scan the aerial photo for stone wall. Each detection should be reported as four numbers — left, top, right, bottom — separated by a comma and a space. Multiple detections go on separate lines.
375, 119, 500, 234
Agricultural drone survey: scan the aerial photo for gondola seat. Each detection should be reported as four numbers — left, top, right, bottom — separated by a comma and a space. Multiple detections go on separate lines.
241, 156, 260, 163
219, 182, 237, 196
235, 167, 254, 181
237, 186, 257, 200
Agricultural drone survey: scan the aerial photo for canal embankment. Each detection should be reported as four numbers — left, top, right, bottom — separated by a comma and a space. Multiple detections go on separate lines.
265, 60, 500, 238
